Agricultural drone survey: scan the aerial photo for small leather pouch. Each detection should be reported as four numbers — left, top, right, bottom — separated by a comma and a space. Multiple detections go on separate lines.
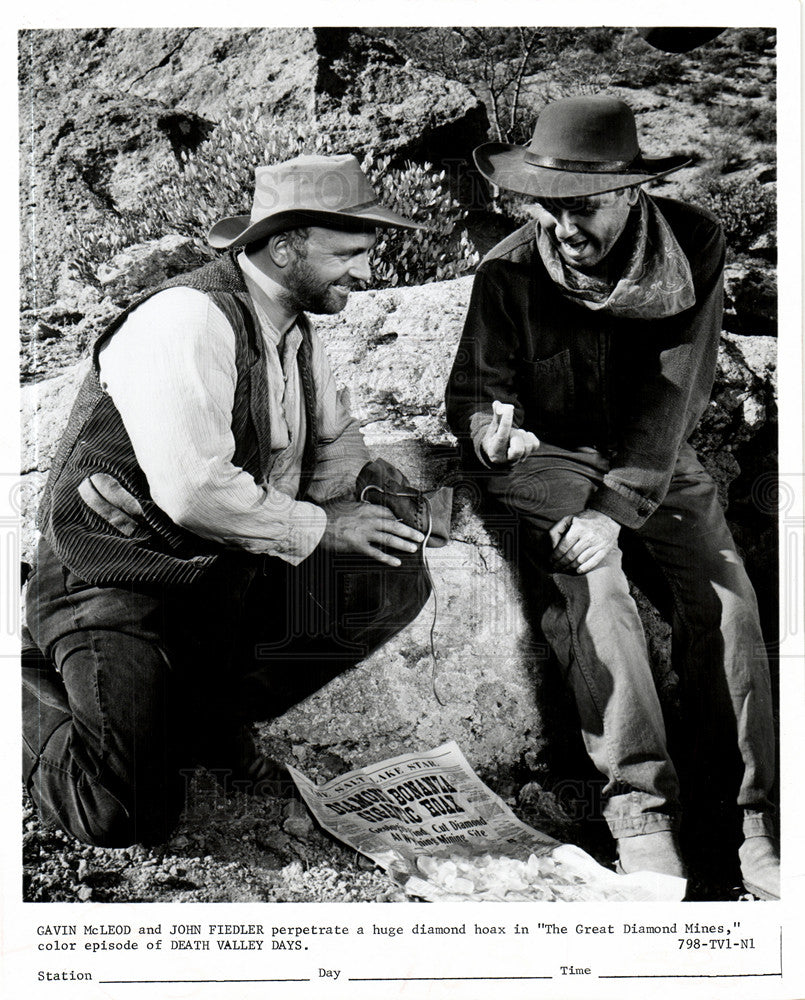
355, 459, 453, 548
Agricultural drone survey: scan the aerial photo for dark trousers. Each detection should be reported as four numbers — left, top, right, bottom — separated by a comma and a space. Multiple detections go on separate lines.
23, 537, 430, 847
482, 441, 775, 840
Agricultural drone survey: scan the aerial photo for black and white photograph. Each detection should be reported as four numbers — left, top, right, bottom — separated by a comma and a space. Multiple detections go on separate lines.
6, 6, 804, 998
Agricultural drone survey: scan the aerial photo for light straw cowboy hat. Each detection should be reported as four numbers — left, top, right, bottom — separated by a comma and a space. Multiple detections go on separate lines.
473, 95, 690, 200
208, 153, 423, 249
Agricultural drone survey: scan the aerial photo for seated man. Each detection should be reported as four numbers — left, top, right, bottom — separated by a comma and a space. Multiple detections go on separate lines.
446, 96, 778, 898
23, 154, 431, 847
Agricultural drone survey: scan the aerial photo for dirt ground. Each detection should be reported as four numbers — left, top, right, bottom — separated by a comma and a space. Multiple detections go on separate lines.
23, 766, 761, 904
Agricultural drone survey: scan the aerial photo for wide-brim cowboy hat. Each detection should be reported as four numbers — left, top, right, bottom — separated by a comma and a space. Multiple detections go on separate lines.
474, 95, 691, 200
208, 153, 423, 249
637, 27, 725, 53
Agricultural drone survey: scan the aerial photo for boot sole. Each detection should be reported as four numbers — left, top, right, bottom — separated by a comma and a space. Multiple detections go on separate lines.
741, 878, 779, 901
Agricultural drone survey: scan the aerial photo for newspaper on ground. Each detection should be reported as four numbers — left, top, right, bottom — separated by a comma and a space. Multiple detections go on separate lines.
287, 740, 686, 902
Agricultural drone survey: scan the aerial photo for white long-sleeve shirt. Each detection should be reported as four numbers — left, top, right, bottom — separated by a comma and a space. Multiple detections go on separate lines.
98, 255, 369, 565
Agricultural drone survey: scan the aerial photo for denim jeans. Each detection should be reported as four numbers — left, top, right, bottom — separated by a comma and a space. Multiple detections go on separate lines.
23, 537, 430, 846
483, 441, 775, 840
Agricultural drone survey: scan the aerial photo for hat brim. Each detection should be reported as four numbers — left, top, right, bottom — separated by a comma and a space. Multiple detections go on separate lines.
209, 205, 424, 249
473, 143, 691, 200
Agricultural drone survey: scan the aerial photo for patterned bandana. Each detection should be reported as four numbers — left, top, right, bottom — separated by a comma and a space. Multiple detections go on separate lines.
536, 190, 696, 319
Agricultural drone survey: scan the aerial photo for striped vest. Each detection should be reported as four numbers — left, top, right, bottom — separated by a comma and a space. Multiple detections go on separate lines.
38, 251, 319, 586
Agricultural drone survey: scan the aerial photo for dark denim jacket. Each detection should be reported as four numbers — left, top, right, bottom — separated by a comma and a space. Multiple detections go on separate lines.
445, 196, 725, 528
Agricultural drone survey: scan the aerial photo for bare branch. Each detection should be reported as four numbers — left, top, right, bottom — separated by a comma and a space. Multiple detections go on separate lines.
509, 29, 543, 138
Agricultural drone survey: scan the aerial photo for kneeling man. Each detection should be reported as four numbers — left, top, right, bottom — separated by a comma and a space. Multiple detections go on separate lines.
24, 154, 431, 847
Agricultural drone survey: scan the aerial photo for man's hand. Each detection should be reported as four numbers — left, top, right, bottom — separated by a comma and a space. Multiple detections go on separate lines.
320, 500, 425, 567
549, 509, 620, 575
481, 400, 540, 465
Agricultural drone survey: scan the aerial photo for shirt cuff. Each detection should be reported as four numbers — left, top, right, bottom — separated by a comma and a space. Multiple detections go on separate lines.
272, 501, 328, 565
587, 481, 657, 530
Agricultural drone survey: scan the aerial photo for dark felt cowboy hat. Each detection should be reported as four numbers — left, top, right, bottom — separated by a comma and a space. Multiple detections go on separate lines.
474, 95, 690, 200
208, 153, 423, 249
637, 27, 725, 53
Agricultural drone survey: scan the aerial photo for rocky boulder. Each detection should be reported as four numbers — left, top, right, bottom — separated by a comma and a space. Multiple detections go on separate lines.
20, 277, 777, 781
20, 86, 214, 306
23, 28, 488, 164
97, 235, 210, 303
20, 28, 488, 308
723, 261, 777, 336
313, 29, 489, 167
21, 28, 318, 124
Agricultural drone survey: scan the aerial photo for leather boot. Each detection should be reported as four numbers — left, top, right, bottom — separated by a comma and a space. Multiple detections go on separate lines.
616, 830, 687, 879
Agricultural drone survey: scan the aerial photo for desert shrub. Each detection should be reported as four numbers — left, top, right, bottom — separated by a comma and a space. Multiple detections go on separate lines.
66, 114, 478, 291
689, 76, 725, 105
682, 175, 776, 255
381, 27, 627, 145
125, 115, 330, 245
701, 133, 754, 177
698, 45, 743, 77
66, 114, 315, 286
739, 81, 764, 99
710, 101, 777, 143
364, 154, 479, 286
733, 28, 774, 54
66, 226, 143, 290
611, 44, 686, 89
582, 27, 621, 55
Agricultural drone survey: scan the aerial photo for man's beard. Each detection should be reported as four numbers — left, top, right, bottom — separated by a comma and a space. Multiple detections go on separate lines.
284, 258, 355, 314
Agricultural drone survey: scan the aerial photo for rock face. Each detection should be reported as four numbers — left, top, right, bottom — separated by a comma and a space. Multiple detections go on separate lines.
97, 235, 209, 302
21, 85, 214, 307
724, 262, 777, 336
20, 277, 777, 780
313, 29, 490, 167
22, 28, 318, 124
20, 28, 488, 306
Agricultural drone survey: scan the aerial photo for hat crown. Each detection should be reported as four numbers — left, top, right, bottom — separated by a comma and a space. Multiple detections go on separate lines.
208, 152, 422, 248
251, 154, 378, 223
529, 96, 640, 165
471, 93, 689, 202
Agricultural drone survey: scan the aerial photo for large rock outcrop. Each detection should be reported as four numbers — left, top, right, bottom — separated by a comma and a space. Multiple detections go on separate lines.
313, 29, 489, 167
20, 277, 777, 781
21, 28, 319, 124
20, 28, 488, 306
